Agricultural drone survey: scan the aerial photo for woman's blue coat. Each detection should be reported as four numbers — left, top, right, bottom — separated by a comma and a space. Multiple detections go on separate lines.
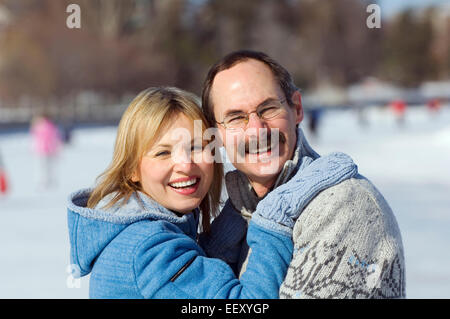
67, 189, 293, 299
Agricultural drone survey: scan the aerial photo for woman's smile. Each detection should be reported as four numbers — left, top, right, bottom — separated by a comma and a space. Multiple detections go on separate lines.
168, 176, 201, 195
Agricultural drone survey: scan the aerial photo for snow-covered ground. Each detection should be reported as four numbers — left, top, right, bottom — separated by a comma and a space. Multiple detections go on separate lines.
0, 104, 449, 298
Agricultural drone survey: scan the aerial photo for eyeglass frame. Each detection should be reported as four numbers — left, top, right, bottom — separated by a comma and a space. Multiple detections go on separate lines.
215, 97, 288, 130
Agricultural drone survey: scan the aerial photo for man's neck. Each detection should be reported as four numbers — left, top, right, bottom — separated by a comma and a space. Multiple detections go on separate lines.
248, 176, 277, 198
247, 143, 299, 198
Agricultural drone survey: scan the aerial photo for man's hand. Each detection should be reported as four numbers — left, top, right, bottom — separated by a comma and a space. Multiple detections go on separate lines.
253, 152, 358, 228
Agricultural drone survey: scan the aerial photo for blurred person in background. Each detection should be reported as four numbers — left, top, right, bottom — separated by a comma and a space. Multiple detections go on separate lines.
305, 107, 323, 139
59, 120, 74, 145
390, 99, 407, 126
30, 113, 62, 189
200, 50, 406, 299
427, 98, 441, 115
0, 150, 8, 195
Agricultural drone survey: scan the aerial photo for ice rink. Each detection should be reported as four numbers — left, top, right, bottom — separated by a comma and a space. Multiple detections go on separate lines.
0, 104, 449, 298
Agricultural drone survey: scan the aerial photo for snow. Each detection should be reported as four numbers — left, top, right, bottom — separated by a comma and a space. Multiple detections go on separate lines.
0, 104, 449, 298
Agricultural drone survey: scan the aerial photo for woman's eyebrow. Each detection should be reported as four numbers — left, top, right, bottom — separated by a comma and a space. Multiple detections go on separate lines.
155, 137, 201, 148
192, 137, 208, 146
153, 143, 172, 148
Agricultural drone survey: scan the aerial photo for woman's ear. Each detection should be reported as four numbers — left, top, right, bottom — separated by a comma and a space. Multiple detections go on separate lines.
291, 90, 304, 125
130, 170, 139, 183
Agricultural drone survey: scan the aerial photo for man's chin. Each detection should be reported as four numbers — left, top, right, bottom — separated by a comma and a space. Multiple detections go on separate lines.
236, 158, 285, 180
245, 150, 285, 175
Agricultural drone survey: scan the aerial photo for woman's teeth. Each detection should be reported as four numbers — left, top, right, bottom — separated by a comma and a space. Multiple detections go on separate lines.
169, 178, 198, 188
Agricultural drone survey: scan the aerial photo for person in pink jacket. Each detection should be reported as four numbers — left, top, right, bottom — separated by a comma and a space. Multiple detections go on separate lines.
30, 114, 62, 188
0, 151, 8, 195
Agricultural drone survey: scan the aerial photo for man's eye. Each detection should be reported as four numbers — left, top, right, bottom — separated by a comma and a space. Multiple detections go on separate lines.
260, 106, 277, 115
227, 115, 246, 123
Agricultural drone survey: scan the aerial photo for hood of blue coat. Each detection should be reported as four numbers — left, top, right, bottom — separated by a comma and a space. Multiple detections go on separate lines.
67, 188, 200, 276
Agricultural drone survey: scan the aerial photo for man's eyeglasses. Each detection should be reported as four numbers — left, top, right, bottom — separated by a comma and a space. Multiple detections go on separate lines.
216, 98, 287, 130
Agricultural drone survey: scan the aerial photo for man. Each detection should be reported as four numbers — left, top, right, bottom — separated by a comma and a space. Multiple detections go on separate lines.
199, 50, 405, 298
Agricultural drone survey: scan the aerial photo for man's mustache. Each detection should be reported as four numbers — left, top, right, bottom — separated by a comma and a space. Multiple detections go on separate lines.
236, 131, 286, 155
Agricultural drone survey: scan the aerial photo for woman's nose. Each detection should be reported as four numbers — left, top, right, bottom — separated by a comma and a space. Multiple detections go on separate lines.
172, 147, 195, 171
173, 161, 195, 174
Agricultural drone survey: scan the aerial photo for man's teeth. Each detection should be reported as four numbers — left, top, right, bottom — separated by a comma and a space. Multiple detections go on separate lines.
248, 146, 271, 154
170, 178, 198, 188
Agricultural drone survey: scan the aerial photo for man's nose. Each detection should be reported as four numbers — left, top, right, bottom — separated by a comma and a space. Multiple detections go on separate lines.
247, 112, 266, 130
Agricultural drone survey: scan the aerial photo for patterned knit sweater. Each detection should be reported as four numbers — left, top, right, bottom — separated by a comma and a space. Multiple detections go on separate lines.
199, 128, 406, 298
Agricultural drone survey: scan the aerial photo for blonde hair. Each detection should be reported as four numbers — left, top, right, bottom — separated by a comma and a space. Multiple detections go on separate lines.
87, 87, 223, 232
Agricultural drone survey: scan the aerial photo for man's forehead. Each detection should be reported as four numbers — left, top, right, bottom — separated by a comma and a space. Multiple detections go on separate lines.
211, 59, 281, 108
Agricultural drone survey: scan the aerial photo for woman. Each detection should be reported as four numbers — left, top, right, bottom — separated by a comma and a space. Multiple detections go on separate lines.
67, 87, 357, 298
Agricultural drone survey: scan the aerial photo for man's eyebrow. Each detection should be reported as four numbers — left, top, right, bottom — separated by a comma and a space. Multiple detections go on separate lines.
223, 109, 245, 117
257, 97, 279, 108
223, 97, 280, 117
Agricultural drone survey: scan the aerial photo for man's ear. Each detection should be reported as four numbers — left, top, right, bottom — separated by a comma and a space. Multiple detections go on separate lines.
291, 90, 304, 125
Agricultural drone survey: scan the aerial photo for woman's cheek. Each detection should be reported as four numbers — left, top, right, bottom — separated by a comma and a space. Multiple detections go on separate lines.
140, 160, 169, 191
200, 162, 214, 189
201, 148, 215, 164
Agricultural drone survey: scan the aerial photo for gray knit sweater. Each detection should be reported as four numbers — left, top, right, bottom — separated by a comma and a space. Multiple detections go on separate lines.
279, 176, 405, 298
199, 128, 406, 298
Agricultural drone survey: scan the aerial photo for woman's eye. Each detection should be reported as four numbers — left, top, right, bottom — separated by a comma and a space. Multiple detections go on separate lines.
155, 151, 170, 157
191, 145, 204, 152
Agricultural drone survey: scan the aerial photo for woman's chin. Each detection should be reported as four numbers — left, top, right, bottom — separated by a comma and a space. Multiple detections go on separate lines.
167, 200, 202, 215
164, 184, 208, 214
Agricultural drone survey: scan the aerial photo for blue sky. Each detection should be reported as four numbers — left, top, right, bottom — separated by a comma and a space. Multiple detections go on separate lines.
378, 0, 450, 17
